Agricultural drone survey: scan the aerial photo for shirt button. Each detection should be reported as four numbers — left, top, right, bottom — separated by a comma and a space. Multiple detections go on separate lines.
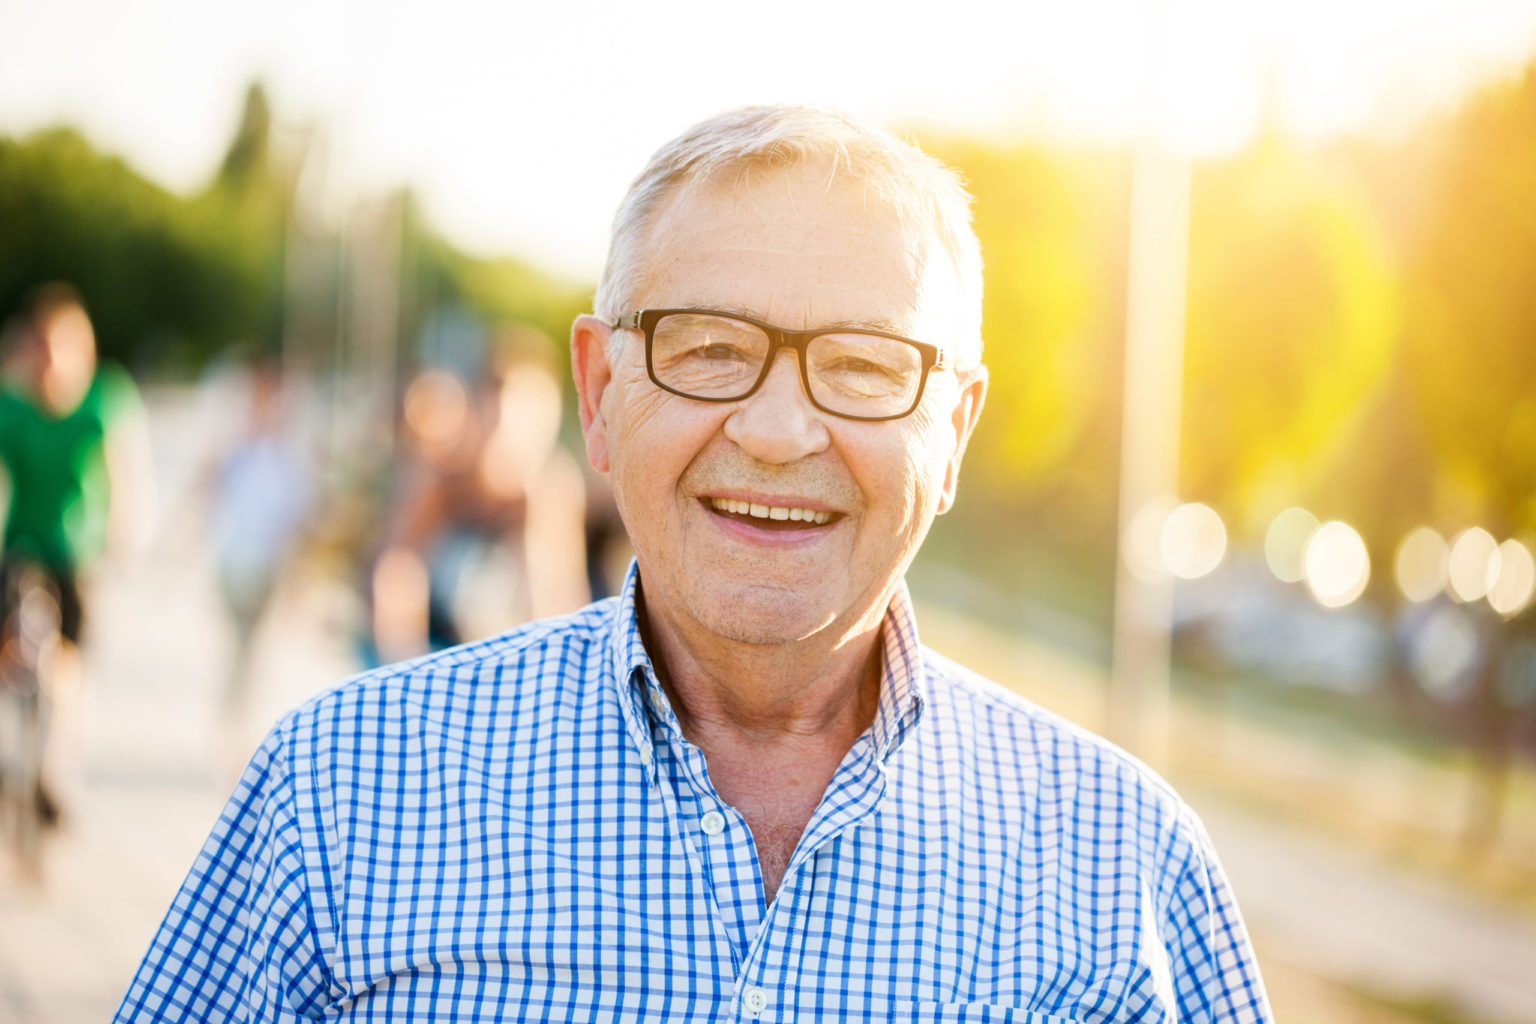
743, 986, 769, 1013
700, 809, 727, 836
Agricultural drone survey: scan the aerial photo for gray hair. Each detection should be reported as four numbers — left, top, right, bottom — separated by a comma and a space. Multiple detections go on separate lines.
593, 105, 984, 368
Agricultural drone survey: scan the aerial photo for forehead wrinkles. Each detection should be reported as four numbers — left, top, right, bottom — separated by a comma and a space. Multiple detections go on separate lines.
635, 164, 947, 332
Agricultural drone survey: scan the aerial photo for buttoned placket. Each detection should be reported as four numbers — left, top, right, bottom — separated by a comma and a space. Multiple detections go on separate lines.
641, 675, 899, 1023
728, 735, 893, 1023
619, 586, 926, 1023
643, 675, 765, 971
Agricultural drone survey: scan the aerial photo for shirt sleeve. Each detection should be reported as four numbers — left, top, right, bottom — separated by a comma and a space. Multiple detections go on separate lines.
114, 725, 339, 1022
1161, 811, 1274, 1024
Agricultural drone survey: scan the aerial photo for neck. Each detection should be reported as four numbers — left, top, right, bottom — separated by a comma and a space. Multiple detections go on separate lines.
636, 582, 885, 750
635, 578, 890, 903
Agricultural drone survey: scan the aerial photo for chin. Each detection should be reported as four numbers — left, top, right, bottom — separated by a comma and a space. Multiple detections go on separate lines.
693, 585, 835, 647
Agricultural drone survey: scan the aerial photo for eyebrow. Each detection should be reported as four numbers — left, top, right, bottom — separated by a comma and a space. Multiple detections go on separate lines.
681, 302, 910, 337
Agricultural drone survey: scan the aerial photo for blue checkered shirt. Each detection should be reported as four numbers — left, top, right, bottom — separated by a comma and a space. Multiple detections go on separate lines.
116, 565, 1272, 1022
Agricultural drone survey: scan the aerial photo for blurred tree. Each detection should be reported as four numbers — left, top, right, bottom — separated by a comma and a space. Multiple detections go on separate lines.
911, 140, 1130, 628
1402, 63, 1536, 539
935, 142, 1125, 496
0, 80, 589, 379
1398, 62, 1536, 848
393, 191, 589, 380
216, 82, 275, 193
1181, 137, 1400, 534
196, 80, 290, 359
0, 127, 260, 370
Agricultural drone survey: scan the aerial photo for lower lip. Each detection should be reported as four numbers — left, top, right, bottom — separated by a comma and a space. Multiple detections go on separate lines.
700, 501, 838, 547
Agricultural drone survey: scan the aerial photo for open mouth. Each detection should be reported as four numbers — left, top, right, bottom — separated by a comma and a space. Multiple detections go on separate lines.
707, 497, 836, 530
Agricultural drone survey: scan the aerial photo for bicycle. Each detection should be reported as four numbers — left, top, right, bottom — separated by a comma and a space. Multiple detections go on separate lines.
0, 560, 62, 882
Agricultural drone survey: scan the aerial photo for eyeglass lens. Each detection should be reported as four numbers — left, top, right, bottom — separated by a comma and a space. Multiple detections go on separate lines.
650, 312, 923, 418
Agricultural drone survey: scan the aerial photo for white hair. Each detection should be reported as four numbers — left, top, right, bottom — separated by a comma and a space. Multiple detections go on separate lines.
593, 105, 984, 368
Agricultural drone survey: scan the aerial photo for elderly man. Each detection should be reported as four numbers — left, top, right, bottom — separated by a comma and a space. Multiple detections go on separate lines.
118, 107, 1272, 1023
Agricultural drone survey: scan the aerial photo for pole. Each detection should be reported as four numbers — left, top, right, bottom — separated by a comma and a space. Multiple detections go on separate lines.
1108, 136, 1191, 770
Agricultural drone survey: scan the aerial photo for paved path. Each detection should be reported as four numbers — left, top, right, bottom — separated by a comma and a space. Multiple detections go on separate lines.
1202, 796, 1536, 1023
0, 551, 355, 1024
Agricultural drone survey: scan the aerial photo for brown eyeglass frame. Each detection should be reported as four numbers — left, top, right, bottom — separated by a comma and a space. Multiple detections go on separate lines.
612, 308, 948, 422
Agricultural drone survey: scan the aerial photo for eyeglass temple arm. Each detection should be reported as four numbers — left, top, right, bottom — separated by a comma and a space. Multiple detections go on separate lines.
613, 312, 641, 329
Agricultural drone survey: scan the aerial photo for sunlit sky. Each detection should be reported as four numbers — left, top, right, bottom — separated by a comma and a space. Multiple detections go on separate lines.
3, 0, 1534, 279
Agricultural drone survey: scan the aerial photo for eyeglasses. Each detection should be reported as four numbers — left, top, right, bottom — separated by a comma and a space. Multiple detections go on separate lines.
612, 308, 948, 422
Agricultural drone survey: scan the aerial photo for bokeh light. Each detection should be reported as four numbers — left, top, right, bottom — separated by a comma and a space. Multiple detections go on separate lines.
1487, 538, 1536, 618
1304, 520, 1370, 608
1160, 502, 1227, 580
1446, 527, 1499, 603
1265, 507, 1320, 583
1394, 526, 1449, 603
1155, 503, 1228, 580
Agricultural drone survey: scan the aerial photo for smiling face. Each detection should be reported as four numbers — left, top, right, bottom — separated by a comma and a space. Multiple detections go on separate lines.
574, 161, 985, 652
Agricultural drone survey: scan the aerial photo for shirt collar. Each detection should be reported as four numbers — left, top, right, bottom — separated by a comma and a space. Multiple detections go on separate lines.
869, 578, 927, 763
605, 562, 929, 776
606, 561, 662, 781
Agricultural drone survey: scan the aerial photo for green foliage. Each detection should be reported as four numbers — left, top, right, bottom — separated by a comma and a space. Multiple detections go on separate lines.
388, 194, 589, 378
215, 83, 275, 193
0, 80, 585, 380
423, 240, 590, 357
1182, 142, 1400, 529
1402, 64, 1536, 535
0, 127, 260, 367
932, 141, 1128, 495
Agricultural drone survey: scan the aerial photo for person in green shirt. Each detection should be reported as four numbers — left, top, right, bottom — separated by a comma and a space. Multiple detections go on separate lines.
0, 282, 153, 824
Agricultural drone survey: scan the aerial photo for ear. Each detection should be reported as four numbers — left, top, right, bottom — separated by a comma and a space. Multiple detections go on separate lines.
571, 314, 616, 473
937, 366, 987, 515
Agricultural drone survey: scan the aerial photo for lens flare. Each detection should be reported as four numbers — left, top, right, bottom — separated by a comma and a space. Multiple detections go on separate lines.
1304, 520, 1370, 608
1447, 527, 1499, 603
1394, 526, 1449, 603
1160, 502, 1227, 580
1265, 507, 1319, 583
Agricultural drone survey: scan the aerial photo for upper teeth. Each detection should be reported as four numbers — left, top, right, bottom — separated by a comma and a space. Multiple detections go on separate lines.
711, 498, 832, 524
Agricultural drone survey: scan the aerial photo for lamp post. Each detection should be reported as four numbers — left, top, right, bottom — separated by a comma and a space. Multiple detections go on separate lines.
1108, 5, 1193, 770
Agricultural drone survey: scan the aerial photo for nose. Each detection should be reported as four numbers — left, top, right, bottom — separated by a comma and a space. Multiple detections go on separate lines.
721, 349, 831, 464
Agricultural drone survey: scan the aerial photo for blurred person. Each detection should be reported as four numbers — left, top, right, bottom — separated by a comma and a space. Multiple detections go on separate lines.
0, 282, 153, 824
206, 356, 314, 719
119, 107, 1271, 1022
370, 327, 588, 663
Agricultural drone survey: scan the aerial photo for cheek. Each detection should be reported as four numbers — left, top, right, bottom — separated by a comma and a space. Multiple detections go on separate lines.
606, 385, 723, 506
846, 432, 939, 522
872, 420, 953, 522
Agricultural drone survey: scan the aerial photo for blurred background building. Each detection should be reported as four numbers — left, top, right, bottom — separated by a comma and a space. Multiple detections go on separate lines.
2, 1, 1535, 1021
